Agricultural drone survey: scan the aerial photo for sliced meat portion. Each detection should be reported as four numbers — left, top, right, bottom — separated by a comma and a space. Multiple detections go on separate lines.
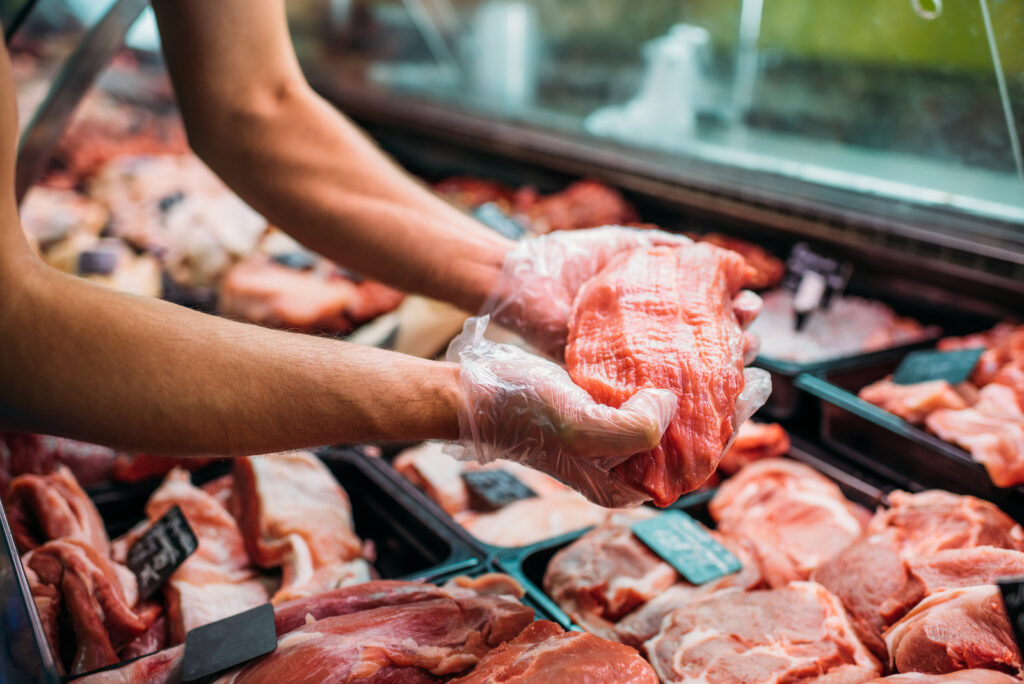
142, 469, 268, 643
864, 671, 1021, 683
210, 596, 533, 684
859, 378, 974, 425
814, 490, 1024, 660
394, 442, 469, 515
566, 244, 757, 506
926, 384, 1024, 488
434, 176, 515, 209
451, 620, 658, 683
645, 582, 881, 684
514, 179, 637, 233
231, 452, 368, 603
6, 467, 108, 554
111, 454, 220, 484
884, 586, 1020, 675
24, 539, 150, 675
0, 432, 119, 493
716, 421, 790, 476
689, 232, 786, 290
710, 458, 868, 587
939, 323, 1024, 387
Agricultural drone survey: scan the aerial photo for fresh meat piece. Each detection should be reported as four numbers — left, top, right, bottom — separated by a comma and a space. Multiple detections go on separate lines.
814, 490, 1024, 659
24, 539, 150, 675
544, 510, 677, 638
118, 609, 167, 661
864, 672, 1021, 683
859, 378, 975, 425
0, 432, 119, 493
71, 644, 185, 684
435, 176, 515, 209
926, 384, 1024, 488
567, 244, 762, 506
111, 455, 220, 483
6, 467, 108, 554
645, 582, 881, 684
231, 452, 368, 603
209, 596, 533, 684
394, 442, 470, 515
514, 180, 637, 233
710, 459, 868, 587
884, 586, 1020, 675
690, 232, 786, 290
19, 187, 108, 248
939, 323, 1024, 386
993, 359, 1024, 406
613, 535, 762, 648
218, 256, 403, 333
442, 573, 526, 599
142, 469, 268, 643
451, 620, 658, 683
716, 421, 790, 475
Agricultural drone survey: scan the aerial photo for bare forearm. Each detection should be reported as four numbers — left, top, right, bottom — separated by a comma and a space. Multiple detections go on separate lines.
0, 258, 460, 455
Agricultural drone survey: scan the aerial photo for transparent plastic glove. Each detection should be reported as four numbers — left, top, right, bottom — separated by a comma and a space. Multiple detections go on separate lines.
484, 226, 759, 360
445, 316, 678, 508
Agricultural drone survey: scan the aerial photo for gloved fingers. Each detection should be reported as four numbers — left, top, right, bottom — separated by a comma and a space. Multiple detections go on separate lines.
732, 290, 762, 329
743, 331, 760, 365
562, 388, 678, 465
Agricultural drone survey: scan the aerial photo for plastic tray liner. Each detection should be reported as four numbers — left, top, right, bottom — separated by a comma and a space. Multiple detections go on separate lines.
797, 363, 1024, 522
495, 439, 890, 631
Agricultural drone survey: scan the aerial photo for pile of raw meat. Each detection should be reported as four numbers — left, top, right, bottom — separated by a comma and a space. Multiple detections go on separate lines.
860, 322, 1024, 487
2, 450, 658, 682
544, 457, 1024, 683
751, 289, 936, 363
395, 422, 788, 547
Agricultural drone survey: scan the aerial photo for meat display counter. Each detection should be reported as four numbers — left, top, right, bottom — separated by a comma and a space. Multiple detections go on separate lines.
3, 1, 1024, 683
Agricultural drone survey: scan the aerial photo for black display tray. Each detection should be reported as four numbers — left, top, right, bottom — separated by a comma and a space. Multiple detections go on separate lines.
494, 439, 890, 631
0, 449, 485, 681
796, 364, 1024, 521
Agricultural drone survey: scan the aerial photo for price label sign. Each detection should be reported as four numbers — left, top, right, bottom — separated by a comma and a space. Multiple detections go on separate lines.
891, 347, 984, 386
632, 511, 741, 585
126, 505, 198, 601
783, 243, 853, 322
183, 603, 277, 682
462, 470, 537, 512
472, 203, 527, 240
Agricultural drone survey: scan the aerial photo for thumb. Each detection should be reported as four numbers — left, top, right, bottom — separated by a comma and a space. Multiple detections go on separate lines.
573, 388, 677, 462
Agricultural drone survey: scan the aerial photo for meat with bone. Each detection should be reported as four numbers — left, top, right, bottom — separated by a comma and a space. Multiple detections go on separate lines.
716, 421, 790, 476
23, 539, 151, 675
813, 490, 1024, 659
709, 458, 869, 587
137, 468, 269, 643
858, 378, 975, 425
884, 586, 1020, 676
864, 672, 1022, 683
926, 383, 1024, 488
544, 509, 761, 644
6, 467, 109, 554
450, 619, 658, 683
644, 582, 882, 684
231, 452, 370, 603
566, 243, 770, 506
395, 441, 612, 546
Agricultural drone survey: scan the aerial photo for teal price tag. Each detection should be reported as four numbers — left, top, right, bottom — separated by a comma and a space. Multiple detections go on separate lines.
632, 510, 741, 585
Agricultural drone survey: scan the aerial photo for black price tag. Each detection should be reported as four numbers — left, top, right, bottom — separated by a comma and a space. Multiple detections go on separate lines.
462, 470, 537, 512
997, 577, 1024, 655
472, 203, 527, 240
632, 511, 741, 585
126, 505, 198, 601
783, 243, 853, 316
271, 252, 317, 271
182, 603, 277, 682
891, 348, 984, 386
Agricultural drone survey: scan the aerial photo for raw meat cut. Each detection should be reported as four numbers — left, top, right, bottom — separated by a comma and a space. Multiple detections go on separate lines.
514, 179, 637, 233
111, 454, 220, 483
813, 490, 1024, 659
750, 289, 934, 363
209, 596, 534, 684
716, 421, 790, 475
544, 510, 761, 643
435, 176, 516, 209
0, 432, 119, 493
939, 323, 1024, 387
644, 582, 881, 684
859, 378, 975, 425
709, 458, 868, 587
6, 467, 109, 554
689, 232, 786, 290
884, 586, 1020, 675
395, 441, 612, 547
864, 672, 1021, 683
140, 469, 268, 643
566, 243, 767, 506
450, 619, 658, 683
24, 539, 150, 675
231, 452, 370, 603
926, 384, 1024, 488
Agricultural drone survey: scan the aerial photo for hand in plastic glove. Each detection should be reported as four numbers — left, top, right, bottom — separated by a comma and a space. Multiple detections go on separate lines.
445, 316, 678, 508
484, 225, 761, 361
